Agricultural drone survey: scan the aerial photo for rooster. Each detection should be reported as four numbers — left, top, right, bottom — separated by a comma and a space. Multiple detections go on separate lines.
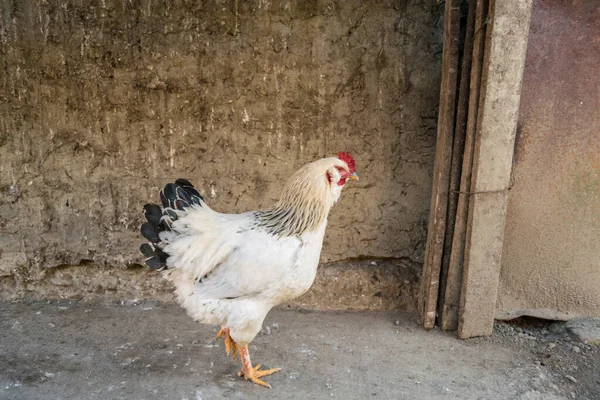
139, 152, 358, 388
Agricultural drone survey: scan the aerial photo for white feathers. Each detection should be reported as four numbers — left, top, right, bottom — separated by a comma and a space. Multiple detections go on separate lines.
163, 203, 327, 345
326, 166, 344, 203
160, 156, 352, 346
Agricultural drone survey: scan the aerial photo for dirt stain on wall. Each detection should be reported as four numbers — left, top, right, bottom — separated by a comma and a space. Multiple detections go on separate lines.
0, 0, 442, 304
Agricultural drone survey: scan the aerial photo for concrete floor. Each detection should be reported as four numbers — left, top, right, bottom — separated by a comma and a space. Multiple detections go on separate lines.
0, 302, 597, 400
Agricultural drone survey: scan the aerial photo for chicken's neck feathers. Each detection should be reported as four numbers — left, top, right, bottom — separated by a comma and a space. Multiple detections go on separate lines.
255, 162, 336, 238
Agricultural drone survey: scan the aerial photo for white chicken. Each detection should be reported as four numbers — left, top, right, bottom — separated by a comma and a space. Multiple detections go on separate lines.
139, 152, 358, 388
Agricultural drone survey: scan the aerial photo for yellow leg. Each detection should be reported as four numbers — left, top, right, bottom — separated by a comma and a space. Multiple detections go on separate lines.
216, 328, 238, 361
237, 345, 281, 389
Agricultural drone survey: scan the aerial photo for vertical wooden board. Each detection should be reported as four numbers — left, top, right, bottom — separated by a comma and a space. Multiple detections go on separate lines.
458, 0, 533, 339
437, 0, 477, 329
419, 0, 462, 329
440, 0, 488, 331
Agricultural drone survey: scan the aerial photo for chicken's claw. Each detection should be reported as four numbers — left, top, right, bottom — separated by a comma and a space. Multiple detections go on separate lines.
238, 345, 281, 388
238, 365, 282, 389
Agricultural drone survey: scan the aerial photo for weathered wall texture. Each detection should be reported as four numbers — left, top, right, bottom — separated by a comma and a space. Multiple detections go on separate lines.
497, 0, 600, 320
0, 0, 442, 306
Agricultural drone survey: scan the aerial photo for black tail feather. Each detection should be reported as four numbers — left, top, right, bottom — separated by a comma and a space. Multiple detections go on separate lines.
163, 208, 178, 220
139, 243, 168, 270
145, 256, 165, 270
139, 243, 156, 257
160, 183, 177, 209
174, 186, 192, 204
174, 178, 194, 187
160, 181, 204, 210
141, 221, 161, 243
140, 179, 204, 271
175, 179, 203, 205
159, 190, 169, 209
144, 204, 162, 226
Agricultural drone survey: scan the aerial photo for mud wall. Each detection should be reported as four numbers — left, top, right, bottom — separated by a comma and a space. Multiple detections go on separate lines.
497, 0, 600, 319
0, 0, 442, 305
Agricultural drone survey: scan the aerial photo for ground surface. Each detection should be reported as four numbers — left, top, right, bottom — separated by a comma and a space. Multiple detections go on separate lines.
0, 302, 598, 400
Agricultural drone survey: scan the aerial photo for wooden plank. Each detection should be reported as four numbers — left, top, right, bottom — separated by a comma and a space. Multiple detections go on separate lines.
419, 0, 462, 329
438, 0, 478, 330
439, 0, 487, 331
458, 0, 533, 339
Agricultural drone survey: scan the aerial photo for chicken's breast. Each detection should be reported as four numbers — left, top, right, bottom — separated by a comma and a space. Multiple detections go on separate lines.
161, 203, 326, 345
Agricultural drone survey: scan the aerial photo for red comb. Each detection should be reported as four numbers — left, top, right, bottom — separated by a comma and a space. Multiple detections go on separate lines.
337, 152, 356, 173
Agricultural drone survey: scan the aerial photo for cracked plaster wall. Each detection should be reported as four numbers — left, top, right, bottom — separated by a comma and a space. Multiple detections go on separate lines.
0, 0, 442, 304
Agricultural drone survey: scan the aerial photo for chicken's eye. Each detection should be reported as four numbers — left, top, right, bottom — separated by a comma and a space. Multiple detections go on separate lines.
335, 166, 349, 177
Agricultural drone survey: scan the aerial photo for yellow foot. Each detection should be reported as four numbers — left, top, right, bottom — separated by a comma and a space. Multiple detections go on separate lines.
216, 328, 238, 360
238, 345, 281, 389
238, 364, 282, 389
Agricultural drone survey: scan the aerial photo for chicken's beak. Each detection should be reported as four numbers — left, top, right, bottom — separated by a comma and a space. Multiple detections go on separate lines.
349, 172, 359, 181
